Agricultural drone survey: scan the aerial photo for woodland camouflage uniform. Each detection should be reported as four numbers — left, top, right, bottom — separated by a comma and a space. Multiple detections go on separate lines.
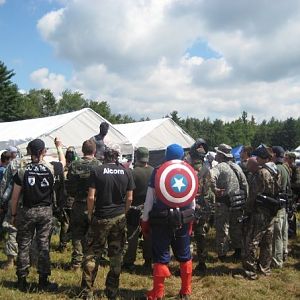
243, 163, 281, 279
67, 157, 101, 268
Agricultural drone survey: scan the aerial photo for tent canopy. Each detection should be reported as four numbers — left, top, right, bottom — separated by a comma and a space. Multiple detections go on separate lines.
0, 108, 133, 155
231, 145, 244, 163
114, 118, 195, 151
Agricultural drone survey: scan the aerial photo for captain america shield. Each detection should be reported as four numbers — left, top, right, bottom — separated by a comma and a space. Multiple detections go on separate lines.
155, 159, 198, 208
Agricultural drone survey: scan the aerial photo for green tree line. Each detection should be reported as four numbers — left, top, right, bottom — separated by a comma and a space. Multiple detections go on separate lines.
1, 61, 300, 150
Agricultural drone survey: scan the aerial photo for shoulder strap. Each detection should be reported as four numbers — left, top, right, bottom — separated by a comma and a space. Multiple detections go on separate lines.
262, 165, 281, 194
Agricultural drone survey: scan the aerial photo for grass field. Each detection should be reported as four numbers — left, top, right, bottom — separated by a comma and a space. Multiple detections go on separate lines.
0, 226, 299, 300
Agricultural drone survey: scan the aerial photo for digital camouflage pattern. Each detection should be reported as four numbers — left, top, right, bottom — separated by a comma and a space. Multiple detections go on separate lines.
0, 157, 31, 258
81, 214, 126, 299
210, 162, 246, 256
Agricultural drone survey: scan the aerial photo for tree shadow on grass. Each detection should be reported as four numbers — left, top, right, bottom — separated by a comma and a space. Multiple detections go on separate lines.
1, 279, 76, 296
200, 265, 237, 277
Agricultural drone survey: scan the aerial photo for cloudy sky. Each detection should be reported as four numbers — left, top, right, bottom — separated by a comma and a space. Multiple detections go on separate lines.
1, 0, 300, 122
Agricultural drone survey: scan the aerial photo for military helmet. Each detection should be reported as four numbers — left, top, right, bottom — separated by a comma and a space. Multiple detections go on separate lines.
190, 138, 208, 159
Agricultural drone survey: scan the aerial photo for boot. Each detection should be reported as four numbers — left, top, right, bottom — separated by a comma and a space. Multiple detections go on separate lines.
17, 276, 29, 292
231, 248, 242, 261
179, 260, 192, 297
2, 255, 15, 270
147, 263, 171, 300
38, 274, 58, 292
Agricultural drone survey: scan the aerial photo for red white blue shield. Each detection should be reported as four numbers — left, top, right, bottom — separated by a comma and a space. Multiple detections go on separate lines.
155, 159, 198, 208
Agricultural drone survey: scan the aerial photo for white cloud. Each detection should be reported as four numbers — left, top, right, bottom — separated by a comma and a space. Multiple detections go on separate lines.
30, 68, 67, 96
0, 0, 6, 6
35, 0, 300, 121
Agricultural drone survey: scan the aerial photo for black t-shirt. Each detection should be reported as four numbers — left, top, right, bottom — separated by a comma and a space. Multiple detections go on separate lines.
14, 161, 63, 208
89, 163, 135, 218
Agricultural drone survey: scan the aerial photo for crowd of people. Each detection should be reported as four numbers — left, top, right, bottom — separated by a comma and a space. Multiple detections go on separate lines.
0, 120, 299, 300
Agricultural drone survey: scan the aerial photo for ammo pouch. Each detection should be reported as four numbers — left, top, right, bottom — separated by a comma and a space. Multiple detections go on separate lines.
230, 190, 247, 211
126, 205, 143, 227
181, 208, 195, 224
216, 195, 231, 207
256, 194, 286, 214
149, 210, 169, 226
149, 208, 194, 229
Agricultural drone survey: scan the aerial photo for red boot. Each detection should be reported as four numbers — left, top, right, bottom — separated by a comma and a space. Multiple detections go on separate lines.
179, 260, 192, 296
147, 263, 171, 300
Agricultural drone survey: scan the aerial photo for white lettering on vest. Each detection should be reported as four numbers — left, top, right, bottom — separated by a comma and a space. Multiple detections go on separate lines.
103, 168, 125, 175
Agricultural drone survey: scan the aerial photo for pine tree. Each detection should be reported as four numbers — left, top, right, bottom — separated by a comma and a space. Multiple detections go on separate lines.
0, 61, 22, 121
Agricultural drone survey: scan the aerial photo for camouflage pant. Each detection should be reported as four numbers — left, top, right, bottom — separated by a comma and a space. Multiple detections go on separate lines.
81, 214, 126, 298
71, 201, 89, 266
16, 206, 53, 277
58, 208, 71, 248
214, 203, 243, 256
243, 209, 275, 278
194, 217, 210, 263
2, 199, 18, 257
123, 224, 152, 265
272, 208, 288, 268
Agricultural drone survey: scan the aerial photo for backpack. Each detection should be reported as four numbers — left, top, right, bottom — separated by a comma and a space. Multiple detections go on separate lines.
294, 166, 300, 189
66, 158, 101, 198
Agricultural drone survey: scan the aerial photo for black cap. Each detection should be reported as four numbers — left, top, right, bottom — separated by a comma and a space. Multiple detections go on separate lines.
272, 146, 285, 158
27, 139, 45, 156
252, 144, 273, 159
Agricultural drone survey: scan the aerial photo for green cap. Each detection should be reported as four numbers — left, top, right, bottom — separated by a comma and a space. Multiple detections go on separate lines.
136, 147, 149, 162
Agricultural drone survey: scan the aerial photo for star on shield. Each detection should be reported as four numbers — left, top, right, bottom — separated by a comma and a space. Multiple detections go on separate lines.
171, 175, 187, 193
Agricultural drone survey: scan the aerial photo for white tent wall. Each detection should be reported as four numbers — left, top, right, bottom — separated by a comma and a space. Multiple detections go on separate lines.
0, 108, 133, 156
115, 118, 195, 166
115, 118, 195, 151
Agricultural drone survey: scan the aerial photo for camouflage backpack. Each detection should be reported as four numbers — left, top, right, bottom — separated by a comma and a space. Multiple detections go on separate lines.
66, 158, 101, 199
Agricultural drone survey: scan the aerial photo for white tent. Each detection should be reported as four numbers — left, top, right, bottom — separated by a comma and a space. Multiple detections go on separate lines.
0, 108, 133, 155
115, 118, 195, 151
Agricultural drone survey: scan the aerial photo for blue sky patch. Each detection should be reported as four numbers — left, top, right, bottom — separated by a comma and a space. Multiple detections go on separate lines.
186, 39, 222, 59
